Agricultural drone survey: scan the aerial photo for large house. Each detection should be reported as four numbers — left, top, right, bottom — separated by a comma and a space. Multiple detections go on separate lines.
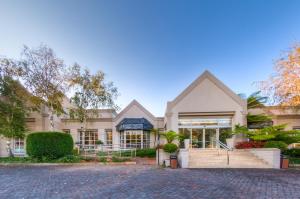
0, 70, 299, 157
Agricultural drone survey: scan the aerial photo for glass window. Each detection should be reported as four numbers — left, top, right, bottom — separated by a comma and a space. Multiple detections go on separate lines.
119, 130, 150, 149
78, 130, 98, 149
106, 130, 113, 146
293, 126, 300, 130
14, 138, 25, 155
179, 117, 232, 128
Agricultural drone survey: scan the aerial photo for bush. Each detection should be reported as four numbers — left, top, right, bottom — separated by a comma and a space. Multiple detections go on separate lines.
136, 148, 156, 157
110, 148, 156, 158
235, 141, 264, 149
111, 156, 130, 162
264, 141, 288, 151
57, 155, 81, 163
273, 133, 300, 145
95, 140, 103, 145
26, 132, 74, 159
283, 149, 300, 157
163, 143, 178, 153
160, 131, 178, 143
99, 157, 107, 163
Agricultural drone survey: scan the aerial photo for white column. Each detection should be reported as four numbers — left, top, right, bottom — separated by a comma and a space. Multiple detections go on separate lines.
141, 131, 143, 149
203, 129, 205, 149
216, 128, 220, 148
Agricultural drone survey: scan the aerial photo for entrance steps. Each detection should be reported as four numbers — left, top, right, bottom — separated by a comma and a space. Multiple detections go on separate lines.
188, 149, 272, 168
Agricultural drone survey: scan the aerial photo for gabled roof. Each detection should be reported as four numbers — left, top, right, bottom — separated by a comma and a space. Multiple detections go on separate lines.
167, 70, 247, 111
116, 118, 153, 131
114, 99, 156, 121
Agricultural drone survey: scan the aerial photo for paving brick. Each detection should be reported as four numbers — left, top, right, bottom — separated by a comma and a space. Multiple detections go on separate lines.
0, 165, 299, 199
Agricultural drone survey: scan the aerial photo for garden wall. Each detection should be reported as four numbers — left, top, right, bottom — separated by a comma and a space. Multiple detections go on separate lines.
249, 148, 281, 169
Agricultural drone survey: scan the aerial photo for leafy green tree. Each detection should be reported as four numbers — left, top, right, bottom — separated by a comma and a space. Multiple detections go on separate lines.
232, 124, 300, 144
0, 76, 28, 138
160, 131, 178, 144
68, 63, 118, 129
239, 91, 272, 124
1, 44, 69, 130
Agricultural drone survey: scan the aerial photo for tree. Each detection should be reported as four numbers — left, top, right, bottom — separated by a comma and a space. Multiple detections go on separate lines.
150, 128, 160, 146
68, 63, 118, 129
259, 44, 300, 106
0, 76, 28, 139
1, 44, 69, 130
160, 131, 178, 144
239, 91, 272, 124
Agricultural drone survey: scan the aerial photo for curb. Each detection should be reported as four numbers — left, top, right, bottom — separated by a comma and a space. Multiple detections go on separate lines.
0, 162, 137, 166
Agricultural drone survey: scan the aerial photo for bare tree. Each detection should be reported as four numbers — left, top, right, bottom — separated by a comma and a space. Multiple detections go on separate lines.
1, 44, 69, 130
68, 63, 119, 129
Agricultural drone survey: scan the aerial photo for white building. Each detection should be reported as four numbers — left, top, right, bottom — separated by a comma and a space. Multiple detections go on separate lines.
0, 70, 299, 157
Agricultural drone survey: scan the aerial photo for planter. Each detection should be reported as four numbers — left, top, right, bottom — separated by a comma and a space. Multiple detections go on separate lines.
226, 138, 234, 149
281, 155, 289, 169
156, 149, 171, 166
184, 139, 190, 149
170, 155, 178, 169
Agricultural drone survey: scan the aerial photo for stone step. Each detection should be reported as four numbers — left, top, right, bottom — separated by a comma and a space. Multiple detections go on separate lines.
188, 149, 271, 168
188, 164, 272, 168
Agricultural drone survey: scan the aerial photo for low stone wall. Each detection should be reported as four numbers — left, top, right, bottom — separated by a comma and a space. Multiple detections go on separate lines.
156, 149, 170, 166
249, 148, 281, 169
178, 149, 189, 168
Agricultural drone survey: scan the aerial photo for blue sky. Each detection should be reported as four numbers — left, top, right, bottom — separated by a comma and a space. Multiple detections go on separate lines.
0, 0, 300, 116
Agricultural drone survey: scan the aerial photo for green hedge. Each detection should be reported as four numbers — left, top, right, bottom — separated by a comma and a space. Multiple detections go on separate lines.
283, 149, 300, 157
136, 148, 156, 157
163, 143, 178, 153
26, 132, 74, 159
264, 141, 288, 151
110, 148, 156, 158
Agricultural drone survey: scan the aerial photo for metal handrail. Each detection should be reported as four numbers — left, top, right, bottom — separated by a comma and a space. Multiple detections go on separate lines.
214, 139, 233, 165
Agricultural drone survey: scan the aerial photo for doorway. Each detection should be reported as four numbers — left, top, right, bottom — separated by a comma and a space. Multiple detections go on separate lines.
190, 128, 218, 149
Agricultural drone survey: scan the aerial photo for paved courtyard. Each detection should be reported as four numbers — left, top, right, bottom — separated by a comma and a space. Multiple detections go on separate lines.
0, 165, 300, 199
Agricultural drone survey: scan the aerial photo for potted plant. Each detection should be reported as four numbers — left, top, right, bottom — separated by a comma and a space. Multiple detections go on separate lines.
160, 131, 179, 168
95, 140, 104, 150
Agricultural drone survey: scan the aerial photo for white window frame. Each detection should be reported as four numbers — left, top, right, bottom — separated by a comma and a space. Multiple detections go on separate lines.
13, 138, 25, 155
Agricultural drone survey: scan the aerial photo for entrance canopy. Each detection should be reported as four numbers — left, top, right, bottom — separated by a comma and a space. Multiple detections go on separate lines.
116, 118, 153, 131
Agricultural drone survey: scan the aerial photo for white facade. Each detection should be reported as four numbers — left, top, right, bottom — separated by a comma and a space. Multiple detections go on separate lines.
0, 70, 299, 157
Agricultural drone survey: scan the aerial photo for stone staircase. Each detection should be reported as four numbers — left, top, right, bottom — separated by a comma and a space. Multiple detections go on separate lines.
188, 149, 272, 168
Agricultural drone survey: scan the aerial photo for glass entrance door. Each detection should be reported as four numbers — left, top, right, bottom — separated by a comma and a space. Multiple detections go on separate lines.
205, 129, 217, 148
190, 128, 218, 149
191, 129, 204, 148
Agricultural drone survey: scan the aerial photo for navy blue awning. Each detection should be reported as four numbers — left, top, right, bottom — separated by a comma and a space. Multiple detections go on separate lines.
116, 118, 153, 131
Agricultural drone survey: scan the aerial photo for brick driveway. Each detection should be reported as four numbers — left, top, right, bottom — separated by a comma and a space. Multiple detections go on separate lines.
0, 165, 299, 199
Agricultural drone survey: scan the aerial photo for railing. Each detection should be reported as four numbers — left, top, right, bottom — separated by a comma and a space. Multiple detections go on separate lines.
214, 139, 233, 165
82, 144, 137, 158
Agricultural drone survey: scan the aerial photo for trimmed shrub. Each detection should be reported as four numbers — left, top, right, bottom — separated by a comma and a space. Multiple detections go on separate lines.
264, 141, 288, 151
57, 155, 81, 163
114, 148, 156, 158
235, 141, 264, 149
26, 132, 74, 159
111, 156, 130, 162
283, 149, 300, 157
163, 143, 178, 153
136, 148, 156, 157
95, 140, 103, 145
